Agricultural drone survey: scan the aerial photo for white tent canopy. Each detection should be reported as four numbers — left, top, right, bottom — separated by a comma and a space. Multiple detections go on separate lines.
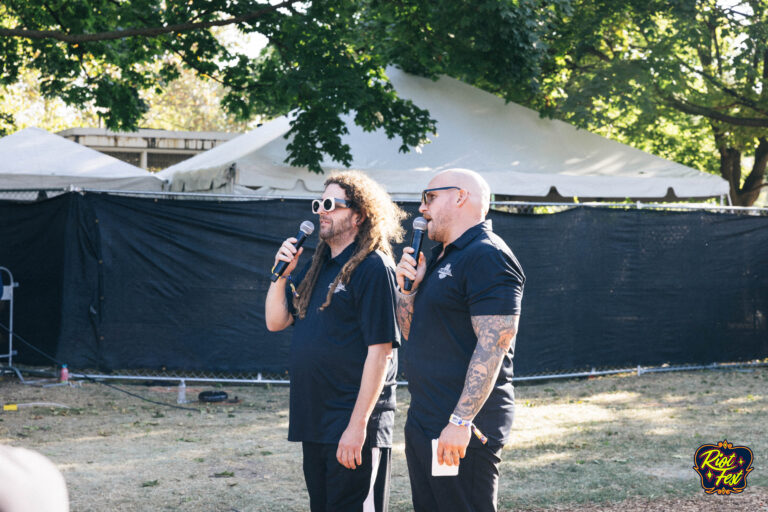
159, 68, 729, 200
0, 127, 165, 191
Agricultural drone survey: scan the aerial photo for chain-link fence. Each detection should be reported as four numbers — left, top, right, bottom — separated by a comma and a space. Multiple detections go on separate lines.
6, 359, 767, 388
0, 188, 70, 202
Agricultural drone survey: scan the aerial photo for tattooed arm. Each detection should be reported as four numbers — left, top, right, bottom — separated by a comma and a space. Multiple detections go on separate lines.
436, 314, 519, 466
395, 291, 416, 340
453, 314, 519, 419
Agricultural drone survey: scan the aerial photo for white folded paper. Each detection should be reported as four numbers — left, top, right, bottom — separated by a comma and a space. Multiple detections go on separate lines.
431, 438, 459, 477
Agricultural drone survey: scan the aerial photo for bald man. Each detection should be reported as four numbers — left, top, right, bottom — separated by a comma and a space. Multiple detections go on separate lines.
395, 169, 525, 512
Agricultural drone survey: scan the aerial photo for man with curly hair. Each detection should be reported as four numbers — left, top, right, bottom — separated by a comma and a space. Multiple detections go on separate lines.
265, 170, 405, 512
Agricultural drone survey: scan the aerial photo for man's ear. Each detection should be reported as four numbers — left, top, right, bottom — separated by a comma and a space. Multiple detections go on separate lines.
456, 189, 469, 206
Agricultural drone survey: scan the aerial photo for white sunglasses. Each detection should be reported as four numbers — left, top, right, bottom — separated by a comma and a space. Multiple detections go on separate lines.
311, 197, 351, 213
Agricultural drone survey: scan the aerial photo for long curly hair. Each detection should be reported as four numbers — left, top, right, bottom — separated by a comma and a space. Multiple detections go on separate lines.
294, 171, 406, 319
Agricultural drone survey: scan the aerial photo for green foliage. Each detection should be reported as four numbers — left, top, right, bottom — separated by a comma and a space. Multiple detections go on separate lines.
9, 0, 760, 205
0, 110, 14, 136
534, 0, 768, 205
361, 0, 565, 104
0, 0, 556, 173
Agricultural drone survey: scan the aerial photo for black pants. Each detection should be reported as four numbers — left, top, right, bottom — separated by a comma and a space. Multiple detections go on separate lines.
404, 420, 503, 512
302, 442, 391, 512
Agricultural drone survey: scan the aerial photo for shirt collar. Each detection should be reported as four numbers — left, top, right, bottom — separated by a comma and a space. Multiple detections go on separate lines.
330, 240, 358, 266
429, 220, 492, 260
448, 220, 492, 250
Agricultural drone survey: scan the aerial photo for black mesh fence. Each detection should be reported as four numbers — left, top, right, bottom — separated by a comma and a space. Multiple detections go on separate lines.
1, 189, 767, 385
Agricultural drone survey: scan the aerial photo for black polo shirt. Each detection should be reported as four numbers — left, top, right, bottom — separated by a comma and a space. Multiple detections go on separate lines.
287, 242, 401, 447
404, 220, 525, 448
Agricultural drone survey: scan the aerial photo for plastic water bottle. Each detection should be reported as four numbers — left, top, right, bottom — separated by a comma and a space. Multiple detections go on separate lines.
177, 380, 186, 404
59, 364, 69, 383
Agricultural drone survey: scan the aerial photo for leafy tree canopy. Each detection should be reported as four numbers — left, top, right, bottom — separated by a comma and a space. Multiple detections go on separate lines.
0, 0, 560, 173
536, 0, 768, 205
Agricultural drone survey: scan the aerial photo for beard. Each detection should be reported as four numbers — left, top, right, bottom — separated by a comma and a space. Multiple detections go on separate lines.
426, 215, 447, 243
319, 213, 355, 242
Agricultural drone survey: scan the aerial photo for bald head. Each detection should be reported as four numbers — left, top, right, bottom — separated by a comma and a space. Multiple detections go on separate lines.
430, 168, 491, 216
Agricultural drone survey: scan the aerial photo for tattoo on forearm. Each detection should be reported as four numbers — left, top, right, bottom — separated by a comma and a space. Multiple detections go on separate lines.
453, 315, 519, 419
395, 293, 415, 340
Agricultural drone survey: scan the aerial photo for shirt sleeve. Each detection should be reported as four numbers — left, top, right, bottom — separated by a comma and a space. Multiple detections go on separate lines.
465, 244, 525, 317
353, 256, 402, 348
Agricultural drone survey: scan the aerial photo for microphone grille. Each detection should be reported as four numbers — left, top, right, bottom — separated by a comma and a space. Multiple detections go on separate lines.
300, 220, 315, 235
412, 217, 428, 230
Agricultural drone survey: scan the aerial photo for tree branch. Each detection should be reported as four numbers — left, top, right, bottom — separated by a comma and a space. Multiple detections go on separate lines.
583, 46, 612, 62
724, 8, 752, 18
0, 1, 298, 43
711, 18, 723, 76
672, 56, 768, 117
665, 95, 768, 127
762, 48, 768, 100
42, 2, 67, 33
742, 137, 768, 192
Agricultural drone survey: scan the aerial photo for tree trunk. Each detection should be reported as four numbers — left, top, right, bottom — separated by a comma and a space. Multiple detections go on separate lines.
739, 137, 768, 206
719, 141, 767, 207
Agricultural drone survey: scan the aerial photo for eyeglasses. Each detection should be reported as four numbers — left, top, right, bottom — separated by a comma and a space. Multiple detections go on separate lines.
311, 197, 351, 214
421, 186, 462, 205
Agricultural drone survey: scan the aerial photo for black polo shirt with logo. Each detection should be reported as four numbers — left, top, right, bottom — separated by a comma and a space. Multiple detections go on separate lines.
286, 242, 401, 447
404, 220, 525, 448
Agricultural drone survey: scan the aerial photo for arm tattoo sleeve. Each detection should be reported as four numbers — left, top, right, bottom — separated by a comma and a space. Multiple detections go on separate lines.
453, 315, 519, 420
395, 292, 416, 340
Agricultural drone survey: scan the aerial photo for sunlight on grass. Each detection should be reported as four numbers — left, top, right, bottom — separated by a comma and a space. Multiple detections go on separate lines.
582, 391, 641, 404
644, 426, 679, 436
68, 429, 177, 444
722, 394, 764, 405
618, 406, 679, 423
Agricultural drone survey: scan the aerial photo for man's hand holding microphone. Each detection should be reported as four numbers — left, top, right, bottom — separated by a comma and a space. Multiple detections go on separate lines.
272, 237, 304, 279
395, 217, 428, 294
271, 220, 314, 282
265, 221, 313, 332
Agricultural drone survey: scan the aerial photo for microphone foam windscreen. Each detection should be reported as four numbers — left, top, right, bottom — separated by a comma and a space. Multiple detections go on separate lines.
300, 220, 315, 235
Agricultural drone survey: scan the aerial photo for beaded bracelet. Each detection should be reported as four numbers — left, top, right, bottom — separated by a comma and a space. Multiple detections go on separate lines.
284, 274, 299, 298
449, 414, 488, 444
270, 263, 300, 298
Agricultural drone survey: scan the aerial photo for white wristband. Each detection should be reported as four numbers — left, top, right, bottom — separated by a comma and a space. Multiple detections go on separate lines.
449, 414, 488, 444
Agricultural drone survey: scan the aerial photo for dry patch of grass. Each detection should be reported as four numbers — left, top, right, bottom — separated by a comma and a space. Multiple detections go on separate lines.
0, 367, 766, 511
502, 367, 768, 510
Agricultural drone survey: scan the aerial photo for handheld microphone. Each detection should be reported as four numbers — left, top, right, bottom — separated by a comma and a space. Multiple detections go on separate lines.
271, 220, 315, 282
404, 217, 428, 291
